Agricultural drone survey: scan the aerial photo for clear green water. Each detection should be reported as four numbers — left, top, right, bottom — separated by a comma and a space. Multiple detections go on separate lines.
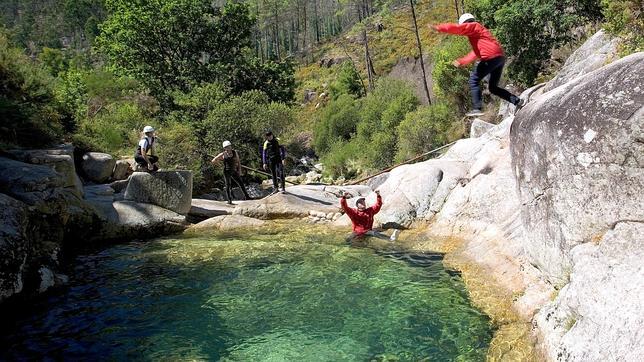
1, 229, 493, 361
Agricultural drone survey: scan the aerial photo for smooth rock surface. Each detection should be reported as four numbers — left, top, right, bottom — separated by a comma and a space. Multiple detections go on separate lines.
544, 30, 620, 92
534, 222, 644, 361
190, 215, 266, 231
81, 152, 116, 183
189, 199, 235, 219
511, 52, 644, 283
470, 119, 495, 138
124, 171, 193, 215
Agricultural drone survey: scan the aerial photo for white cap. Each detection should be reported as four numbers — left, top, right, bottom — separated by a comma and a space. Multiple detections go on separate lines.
222, 140, 232, 148
458, 13, 475, 24
143, 125, 155, 133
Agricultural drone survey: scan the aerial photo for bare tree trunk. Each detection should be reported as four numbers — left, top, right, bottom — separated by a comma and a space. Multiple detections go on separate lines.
410, 0, 432, 104
363, 28, 375, 90
314, 0, 320, 43
454, 0, 460, 18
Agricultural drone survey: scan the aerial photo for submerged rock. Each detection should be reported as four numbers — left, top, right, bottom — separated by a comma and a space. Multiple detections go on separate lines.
124, 171, 193, 215
190, 214, 266, 231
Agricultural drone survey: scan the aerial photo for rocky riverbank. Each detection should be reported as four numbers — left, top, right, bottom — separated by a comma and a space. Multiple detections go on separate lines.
188, 31, 644, 360
0, 147, 192, 301
1, 29, 641, 361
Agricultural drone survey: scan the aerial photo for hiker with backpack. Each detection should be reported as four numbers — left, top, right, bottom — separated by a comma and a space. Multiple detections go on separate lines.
431, 13, 524, 117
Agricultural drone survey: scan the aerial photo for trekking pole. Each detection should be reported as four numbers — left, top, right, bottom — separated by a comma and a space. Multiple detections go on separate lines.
349, 141, 457, 185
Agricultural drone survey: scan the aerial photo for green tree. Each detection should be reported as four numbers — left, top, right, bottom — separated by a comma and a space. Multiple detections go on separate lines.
395, 103, 454, 162
313, 94, 361, 154
98, 0, 294, 104
467, 0, 603, 85
432, 37, 471, 111
330, 61, 365, 99
0, 31, 63, 148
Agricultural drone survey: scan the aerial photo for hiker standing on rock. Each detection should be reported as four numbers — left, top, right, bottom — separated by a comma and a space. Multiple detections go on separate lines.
340, 190, 399, 242
431, 13, 524, 117
211, 141, 251, 205
262, 130, 287, 194
135, 125, 159, 172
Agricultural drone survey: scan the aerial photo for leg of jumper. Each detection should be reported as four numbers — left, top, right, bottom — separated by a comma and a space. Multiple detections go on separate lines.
487, 57, 519, 105
469, 61, 491, 111
269, 161, 279, 190
231, 172, 250, 199
223, 171, 233, 202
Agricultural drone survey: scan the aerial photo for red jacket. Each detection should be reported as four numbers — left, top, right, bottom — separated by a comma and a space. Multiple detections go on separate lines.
435, 22, 504, 66
341, 195, 382, 235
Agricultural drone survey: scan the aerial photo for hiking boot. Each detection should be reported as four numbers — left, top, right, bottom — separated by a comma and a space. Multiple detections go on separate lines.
390, 229, 400, 241
466, 109, 485, 117
281, 188, 286, 194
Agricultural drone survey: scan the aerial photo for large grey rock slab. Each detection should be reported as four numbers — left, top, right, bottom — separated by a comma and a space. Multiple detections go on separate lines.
0, 194, 29, 301
189, 199, 235, 219
81, 152, 116, 183
124, 171, 193, 215
470, 119, 495, 138
534, 222, 644, 361
87, 199, 187, 240
233, 185, 371, 220
544, 30, 620, 92
190, 215, 266, 232
511, 52, 644, 283
7, 145, 83, 197
372, 159, 468, 228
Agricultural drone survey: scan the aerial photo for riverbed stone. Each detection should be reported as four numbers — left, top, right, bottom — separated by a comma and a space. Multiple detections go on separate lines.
189, 199, 235, 219
190, 214, 266, 231
81, 152, 116, 183
124, 171, 193, 214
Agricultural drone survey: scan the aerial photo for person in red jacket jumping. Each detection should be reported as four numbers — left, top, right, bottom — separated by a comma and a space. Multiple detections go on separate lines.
432, 13, 524, 117
340, 190, 400, 242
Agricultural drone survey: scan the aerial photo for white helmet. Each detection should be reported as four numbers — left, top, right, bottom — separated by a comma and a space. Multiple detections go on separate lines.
143, 125, 155, 133
222, 140, 232, 148
458, 13, 475, 24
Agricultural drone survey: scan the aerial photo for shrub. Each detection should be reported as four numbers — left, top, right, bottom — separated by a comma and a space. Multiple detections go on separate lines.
155, 121, 202, 186
0, 31, 63, 149
330, 61, 365, 99
432, 37, 472, 110
602, 0, 644, 54
313, 94, 361, 154
395, 103, 455, 162
319, 139, 365, 179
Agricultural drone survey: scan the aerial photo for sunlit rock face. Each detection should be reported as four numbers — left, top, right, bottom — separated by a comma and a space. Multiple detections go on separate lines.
511, 53, 644, 284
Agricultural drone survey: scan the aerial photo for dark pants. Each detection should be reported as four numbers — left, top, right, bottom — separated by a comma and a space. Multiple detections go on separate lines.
469, 56, 519, 110
269, 160, 285, 190
135, 155, 159, 170
224, 170, 250, 202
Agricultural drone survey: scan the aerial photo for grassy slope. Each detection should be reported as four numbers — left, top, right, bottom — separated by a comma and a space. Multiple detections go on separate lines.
292, 0, 456, 133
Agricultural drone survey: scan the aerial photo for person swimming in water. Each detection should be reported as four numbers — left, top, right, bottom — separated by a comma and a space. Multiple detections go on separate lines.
340, 190, 400, 242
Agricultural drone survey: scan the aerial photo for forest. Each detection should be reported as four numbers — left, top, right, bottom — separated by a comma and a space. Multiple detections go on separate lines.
1, 0, 642, 190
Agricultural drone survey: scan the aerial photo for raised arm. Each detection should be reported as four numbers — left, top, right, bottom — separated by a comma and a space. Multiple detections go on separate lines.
211, 152, 224, 164
369, 192, 383, 214
434, 22, 479, 36
340, 195, 358, 219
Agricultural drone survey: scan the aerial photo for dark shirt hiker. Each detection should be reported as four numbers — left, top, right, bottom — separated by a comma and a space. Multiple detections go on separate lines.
212, 141, 250, 205
262, 130, 287, 194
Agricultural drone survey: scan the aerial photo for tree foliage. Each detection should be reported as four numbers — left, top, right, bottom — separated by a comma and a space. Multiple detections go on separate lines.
98, 0, 294, 104
602, 0, 643, 54
466, 0, 604, 85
